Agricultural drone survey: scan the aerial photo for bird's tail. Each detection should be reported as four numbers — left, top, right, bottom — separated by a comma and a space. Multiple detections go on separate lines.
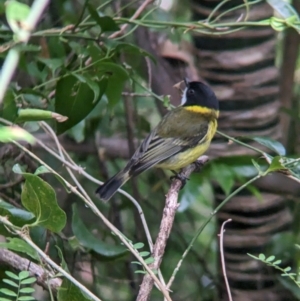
96, 170, 130, 202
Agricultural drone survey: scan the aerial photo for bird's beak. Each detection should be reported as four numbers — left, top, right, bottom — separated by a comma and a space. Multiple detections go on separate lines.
184, 77, 190, 87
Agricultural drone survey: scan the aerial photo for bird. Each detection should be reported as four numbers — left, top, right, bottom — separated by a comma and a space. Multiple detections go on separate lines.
96, 79, 219, 202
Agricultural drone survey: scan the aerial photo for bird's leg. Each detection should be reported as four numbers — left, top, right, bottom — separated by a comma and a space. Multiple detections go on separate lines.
170, 170, 189, 189
193, 160, 206, 173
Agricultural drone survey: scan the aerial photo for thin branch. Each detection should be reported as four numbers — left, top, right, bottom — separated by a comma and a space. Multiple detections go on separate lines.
0, 0, 50, 103
166, 174, 261, 290
0, 129, 171, 300
136, 156, 209, 301
109, 0, 155, 39
219, 219, 233, 301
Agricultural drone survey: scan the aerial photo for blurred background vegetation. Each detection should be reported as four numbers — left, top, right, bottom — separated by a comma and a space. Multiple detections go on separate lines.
0, 0, 300, 300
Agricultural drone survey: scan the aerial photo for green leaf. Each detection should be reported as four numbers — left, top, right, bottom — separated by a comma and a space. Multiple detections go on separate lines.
114, 42, 156, 63
19, 277, 36, 285
56, 247, 92, 301
211, 163, 234, 196
19, 271, 30, 280
134, 270, 146, 274
250, 137, 286, 156
133, 242, 144, 249
2, 279, 18, 288
273, 260, 282, 265
267, 0, 300, 32
5, 0, 30, 34
284, 266, 291, 272
55, 75, 106, 134
18, 297, 35, 301
266, 156, 285, 173
0, 126, 35, 143
0, 238, 39, 261
19, 287, 35, 293
5, 271, 19, 280
68, 120, 85, 143
93, 62, 128, 106
71, 204, 126, 258
139, 251, 150, 257
86, 6, 119, 33
0, 199, 34, 222
37, 58, 64, 74
0, 200, 34, 235
34, 166, 51, 176
16, 109, 68, 123
258, 253, 266, 260
73, 73, 101, 103
131, 261, 142, 266
21, 173, 66, 232
0, 297, 12, 301
0, 288, 17, 297
266, 255, 275, 262
1, 89, 18, 122
31, 165, 70, 192
251, 159, 262, 173
144, 257, 155, 264
56, 247, 68, 273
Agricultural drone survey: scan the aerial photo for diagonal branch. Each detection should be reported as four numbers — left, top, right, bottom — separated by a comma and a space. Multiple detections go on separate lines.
136, 156, 209, 301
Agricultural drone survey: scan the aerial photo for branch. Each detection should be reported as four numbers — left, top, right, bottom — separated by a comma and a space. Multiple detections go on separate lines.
136, 156, 209, 301
0, 0, 50, 103
0, 248, 62, 294
109, 0, 155, 39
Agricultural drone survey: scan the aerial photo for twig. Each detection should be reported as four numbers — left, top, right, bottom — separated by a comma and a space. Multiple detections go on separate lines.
1, 130, 171, 300
0, 0, 50, 103
109, 0, 154, 39
219, 219, 233, 301
0, 248, 62, 294
166, 174, 261, 290
136, 156, 209, 301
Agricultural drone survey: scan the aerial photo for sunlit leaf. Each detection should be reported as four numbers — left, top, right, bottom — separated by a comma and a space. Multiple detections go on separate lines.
21, 174, 66, 232
0, 126, 35, 143
5, 0, 30, 34
266, 156, 286, 173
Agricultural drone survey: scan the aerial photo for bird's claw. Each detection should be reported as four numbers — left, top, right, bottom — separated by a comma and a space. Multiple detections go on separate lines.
170, 173, 189, 189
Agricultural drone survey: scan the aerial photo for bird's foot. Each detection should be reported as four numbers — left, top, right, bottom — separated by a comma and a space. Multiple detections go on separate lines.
170, 173, 189, 189
193, 156, 209, 173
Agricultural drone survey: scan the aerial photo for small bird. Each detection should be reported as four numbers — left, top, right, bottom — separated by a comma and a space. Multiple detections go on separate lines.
96, 79, 219, 202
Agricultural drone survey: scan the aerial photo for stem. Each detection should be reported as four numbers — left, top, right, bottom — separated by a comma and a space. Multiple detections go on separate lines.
166, 174, 261, 289
217, 130, 266, 155
0, 0, 50, 103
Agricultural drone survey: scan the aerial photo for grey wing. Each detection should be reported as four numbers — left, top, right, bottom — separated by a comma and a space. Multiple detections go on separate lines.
128, 123, 209, 176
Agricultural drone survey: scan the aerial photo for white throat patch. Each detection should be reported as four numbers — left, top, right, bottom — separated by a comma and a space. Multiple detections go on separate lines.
180, 87, 187, 105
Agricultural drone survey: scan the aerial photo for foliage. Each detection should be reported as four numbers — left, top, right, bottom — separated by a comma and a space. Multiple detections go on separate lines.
248, 252, 300, 298
0, 0, 299, 301
0, 271, 36, 301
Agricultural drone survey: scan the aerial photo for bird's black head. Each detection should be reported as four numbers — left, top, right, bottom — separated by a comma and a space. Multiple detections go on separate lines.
181, 79, 219, 110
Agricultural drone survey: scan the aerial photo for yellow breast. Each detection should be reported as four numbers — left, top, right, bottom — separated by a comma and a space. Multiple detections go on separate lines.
157, 119, 217, 170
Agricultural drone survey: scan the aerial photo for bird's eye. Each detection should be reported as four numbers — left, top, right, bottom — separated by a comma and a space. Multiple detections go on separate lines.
188, 89, 195, 95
